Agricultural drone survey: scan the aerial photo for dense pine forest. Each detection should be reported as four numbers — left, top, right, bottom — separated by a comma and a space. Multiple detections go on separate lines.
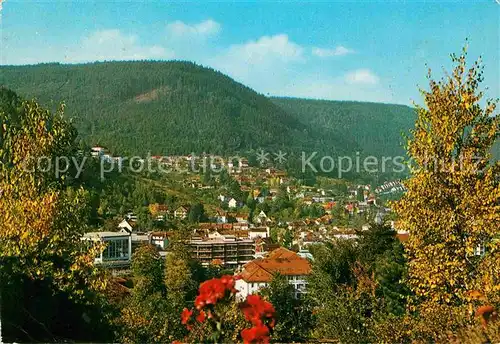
271, 97, 417, 157
0, 62, 322, 155
1, 61, 416, 158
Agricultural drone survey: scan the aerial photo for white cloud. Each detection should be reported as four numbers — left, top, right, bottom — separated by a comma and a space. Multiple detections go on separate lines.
224, 34, 304, 65
208, 34, 305, 93
1, 23, 400, 103
64, 29, 174, 63
312, 46, 354, 57
344, 69, 379, 85
166, 19, 221, 38
0, 29, 175, 65
208, 35, 394, 103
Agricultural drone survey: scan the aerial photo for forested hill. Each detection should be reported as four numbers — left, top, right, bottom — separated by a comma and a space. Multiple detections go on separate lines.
0, 61, 355, 156
271, 97, 417, 158
2, 61, 497, 160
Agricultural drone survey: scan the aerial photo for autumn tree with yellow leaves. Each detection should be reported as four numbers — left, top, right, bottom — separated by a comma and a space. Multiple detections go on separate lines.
392, 48, 499, 341
0, 88, 112, 342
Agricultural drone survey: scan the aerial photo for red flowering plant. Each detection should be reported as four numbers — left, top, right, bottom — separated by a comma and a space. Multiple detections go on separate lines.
175, 275, 276, 343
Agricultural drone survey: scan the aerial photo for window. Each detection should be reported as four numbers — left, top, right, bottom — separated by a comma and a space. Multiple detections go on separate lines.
102, 238, 129, 260
474, 244, 486, 257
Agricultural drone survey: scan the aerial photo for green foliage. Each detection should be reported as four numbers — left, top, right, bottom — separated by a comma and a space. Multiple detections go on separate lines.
307, 240, 378, 343
0, 88, 112, 342
372, 244, 408, 316
311, 285, 377, 343
260, 274, 314, 342
300, 203, 325, 218
131, 245, 164, 293
356, 187, 365, 202
386, 48, 500, 343
0, 62, 331, 155
187, 202, 207, 223
394, 49, 499, 308
308, 241, 357, 292
272, 97, 417, 158
356, 223, 398, 264
0, 62, 454, 166
136, 206, 154, 230
357, 224, 409, 316
119, 244, 189, 343
164, 251, 194, 307
306, 224, 409, 343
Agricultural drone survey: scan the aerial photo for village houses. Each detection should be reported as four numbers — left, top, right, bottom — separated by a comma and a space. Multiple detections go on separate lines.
235, 247, 312, 299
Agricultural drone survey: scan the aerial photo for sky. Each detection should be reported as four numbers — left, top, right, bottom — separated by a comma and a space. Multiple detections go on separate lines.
0, 0, 499, 105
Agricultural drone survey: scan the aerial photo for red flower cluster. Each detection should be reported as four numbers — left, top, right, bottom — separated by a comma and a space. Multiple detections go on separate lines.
194, 275, 238, 310
181, 275, 239, 331
240, 295, 276, 327
241, 324, 270, 344
181, 308, 192, 325
196, 310, 206, 323
240, 295, 276, 344
177, 275, 276, 344
181, 308, 194, 331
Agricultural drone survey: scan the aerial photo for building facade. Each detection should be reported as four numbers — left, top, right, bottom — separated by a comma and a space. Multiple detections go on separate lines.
189, 235, 256, 268
235, 247, 312, 299
83, 231, 132, 267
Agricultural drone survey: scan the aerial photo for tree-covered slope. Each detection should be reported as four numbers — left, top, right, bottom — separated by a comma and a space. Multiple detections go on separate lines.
271, 97, 417, 158
7, 61, 480, 159
1, 61, 352, 155
271, 97, 499, 160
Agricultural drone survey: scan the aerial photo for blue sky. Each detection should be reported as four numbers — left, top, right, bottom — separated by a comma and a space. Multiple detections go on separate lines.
1, 0, 498, 105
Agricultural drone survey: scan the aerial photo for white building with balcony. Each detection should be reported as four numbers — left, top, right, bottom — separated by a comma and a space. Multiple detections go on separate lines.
83, 231, 132, 267
235, 247, 311, 299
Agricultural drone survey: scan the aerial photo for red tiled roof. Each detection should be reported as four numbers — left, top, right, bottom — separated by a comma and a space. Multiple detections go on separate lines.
397, 233, 409, 242
239, 247, 311, 282
219, 230, 249, 238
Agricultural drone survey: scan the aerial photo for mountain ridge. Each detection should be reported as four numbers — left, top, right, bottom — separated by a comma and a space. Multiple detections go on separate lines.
1, 61, 416, 158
